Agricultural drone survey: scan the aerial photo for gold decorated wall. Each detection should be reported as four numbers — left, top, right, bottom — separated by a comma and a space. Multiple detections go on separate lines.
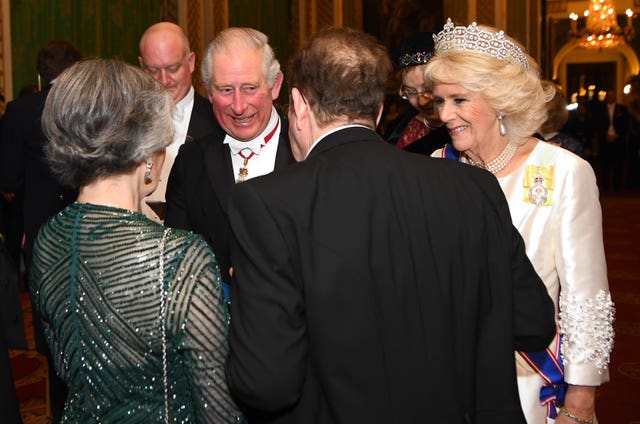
2, 0, 552, 109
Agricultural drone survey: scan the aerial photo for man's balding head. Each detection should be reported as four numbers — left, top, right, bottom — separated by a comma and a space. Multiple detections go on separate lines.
139, 22, 195, 103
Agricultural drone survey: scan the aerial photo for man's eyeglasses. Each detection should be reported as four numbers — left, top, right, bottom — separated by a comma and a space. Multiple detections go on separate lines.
399, 87, 430, 100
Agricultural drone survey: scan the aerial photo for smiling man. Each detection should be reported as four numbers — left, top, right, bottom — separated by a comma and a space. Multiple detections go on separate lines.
165, 27, 294, 287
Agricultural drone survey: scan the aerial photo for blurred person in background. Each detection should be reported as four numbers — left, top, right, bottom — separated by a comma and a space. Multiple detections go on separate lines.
383, 31, 450, 154
0, 40, 82, 422
536, 81, 585, 158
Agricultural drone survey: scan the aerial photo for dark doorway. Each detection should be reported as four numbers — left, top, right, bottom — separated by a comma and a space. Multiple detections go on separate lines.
566, 61, 616, 102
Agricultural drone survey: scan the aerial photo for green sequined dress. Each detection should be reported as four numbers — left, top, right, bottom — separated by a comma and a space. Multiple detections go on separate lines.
30, 202, 243, 423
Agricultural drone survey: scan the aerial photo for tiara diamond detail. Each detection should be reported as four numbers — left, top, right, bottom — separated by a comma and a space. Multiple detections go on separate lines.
399, 51, 434, 68
433, 19, 529, 70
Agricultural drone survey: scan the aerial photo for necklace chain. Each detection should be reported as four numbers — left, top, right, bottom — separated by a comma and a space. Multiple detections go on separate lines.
159, 229, 170, 424
467, 142, 517, 175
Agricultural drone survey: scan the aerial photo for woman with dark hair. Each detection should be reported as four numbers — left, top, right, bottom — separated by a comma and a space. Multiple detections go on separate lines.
31, 58, 242, 423
383, 31, 450, 154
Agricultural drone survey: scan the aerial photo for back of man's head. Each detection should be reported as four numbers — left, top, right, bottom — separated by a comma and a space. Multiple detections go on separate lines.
37, 41, 82, 84
287, 27, 392, 127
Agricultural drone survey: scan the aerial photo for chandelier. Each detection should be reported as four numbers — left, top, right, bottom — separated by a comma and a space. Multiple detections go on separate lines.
569, 0, 635, 49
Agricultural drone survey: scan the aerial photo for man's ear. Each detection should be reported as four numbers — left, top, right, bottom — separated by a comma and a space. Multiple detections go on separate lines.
291, 87, 308, 131
375, 103, 384, 127
271, 71, 284, 100
186, 51, 196, 73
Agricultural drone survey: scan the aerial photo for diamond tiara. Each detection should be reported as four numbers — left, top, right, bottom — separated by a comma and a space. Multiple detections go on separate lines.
398, 51, 434, 68
433, 18, 529, 70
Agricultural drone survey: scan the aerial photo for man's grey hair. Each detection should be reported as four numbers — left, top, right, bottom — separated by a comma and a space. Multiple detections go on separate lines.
201, 27, 280, 93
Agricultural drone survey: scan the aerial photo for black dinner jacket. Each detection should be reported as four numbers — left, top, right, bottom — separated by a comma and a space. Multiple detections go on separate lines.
0, 87, 77, 271
165, 113, 294, 284
187, 91, 219, 142
226, 127, 556, 424
590, 99, 632, 144
384, 108, 451, 155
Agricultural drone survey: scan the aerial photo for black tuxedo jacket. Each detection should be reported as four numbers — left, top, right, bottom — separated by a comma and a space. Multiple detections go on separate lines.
591, 100, 632, 144
165, 115, 294, 283
0, 87, 76, 270
226, 127, 555, 424
187, 92, 218, 142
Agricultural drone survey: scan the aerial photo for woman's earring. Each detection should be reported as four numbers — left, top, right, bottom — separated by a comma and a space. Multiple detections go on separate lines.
144, 160, 153, 183
497, 112, 506, 136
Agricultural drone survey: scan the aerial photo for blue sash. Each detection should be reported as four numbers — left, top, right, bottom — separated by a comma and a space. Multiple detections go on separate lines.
221, 281, 231, 304
441, 143, 461, 161
518, 336, 566, 419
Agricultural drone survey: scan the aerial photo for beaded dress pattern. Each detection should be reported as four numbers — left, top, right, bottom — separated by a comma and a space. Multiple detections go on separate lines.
30, 202, 243, 423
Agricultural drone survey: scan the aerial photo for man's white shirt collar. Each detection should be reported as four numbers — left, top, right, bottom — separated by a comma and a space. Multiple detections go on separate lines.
173, 86, 195, 123
305, 124, 369, 158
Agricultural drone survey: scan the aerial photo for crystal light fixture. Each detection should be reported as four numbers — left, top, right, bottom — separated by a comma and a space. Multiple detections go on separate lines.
569, 0, 635, 49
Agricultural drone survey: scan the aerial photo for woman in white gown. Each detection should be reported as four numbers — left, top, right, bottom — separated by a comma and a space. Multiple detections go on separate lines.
425, 19, 614, 424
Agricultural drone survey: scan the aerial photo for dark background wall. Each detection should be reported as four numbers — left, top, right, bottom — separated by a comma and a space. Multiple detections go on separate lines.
9, 0, 161, 99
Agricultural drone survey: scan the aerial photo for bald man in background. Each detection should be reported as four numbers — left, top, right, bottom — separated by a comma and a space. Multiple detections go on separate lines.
138, 22, 220, 221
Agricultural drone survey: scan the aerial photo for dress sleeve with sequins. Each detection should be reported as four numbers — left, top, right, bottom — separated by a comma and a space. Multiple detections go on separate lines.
165, 232, 244, 422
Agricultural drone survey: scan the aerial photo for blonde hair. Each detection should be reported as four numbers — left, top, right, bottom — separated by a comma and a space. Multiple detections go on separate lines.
424, 25, 553, 145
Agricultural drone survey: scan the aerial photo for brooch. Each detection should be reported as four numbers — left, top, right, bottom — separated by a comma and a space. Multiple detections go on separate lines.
523, 165, 554, 206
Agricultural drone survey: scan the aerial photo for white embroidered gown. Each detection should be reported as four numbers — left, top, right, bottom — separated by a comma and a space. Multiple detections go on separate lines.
434, 140, 614, 423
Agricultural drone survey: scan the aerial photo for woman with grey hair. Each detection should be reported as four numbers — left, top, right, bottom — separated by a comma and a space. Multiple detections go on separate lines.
426, 20, 614, 424
30, 59, 243, 423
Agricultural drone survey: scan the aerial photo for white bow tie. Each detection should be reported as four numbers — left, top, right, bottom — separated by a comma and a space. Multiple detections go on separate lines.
228, 138, 263, 155
173, 106, 186, 123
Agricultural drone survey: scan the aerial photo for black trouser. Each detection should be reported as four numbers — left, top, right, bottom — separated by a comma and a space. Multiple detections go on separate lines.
600, 139, 625, 191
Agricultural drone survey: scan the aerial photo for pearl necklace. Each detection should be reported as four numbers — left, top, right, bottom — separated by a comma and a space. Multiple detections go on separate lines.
467, 142, 517, 175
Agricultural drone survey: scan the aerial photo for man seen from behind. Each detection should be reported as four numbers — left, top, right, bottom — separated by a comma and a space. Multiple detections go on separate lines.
225, 27, 556, 424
